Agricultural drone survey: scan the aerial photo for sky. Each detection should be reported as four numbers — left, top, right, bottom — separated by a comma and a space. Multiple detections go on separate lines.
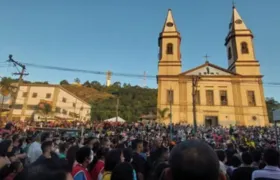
0, 0, 280, 100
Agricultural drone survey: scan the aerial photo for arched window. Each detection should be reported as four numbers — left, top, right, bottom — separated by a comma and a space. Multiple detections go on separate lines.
228, 47, 232, 59
166, 43, 173, 54
241, 42, 249, 54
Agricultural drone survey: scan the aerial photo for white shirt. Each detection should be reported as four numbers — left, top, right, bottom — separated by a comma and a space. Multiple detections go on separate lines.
27, 141, 42, 164
252, 165, 280, 180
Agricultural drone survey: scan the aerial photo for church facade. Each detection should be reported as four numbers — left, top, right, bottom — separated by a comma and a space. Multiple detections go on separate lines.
157, 7, 269, 126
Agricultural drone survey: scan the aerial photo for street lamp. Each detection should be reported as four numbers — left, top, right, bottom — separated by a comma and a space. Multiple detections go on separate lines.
168, 88, 173, 140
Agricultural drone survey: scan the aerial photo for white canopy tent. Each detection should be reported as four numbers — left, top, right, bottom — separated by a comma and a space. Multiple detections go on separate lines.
104, 116, 126, 123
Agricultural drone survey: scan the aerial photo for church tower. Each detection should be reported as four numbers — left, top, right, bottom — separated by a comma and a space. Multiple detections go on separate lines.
158, 9, 182, 76
225, 6, 261, 75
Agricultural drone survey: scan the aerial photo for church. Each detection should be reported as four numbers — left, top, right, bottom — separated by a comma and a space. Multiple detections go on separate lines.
157, 6, 269, 126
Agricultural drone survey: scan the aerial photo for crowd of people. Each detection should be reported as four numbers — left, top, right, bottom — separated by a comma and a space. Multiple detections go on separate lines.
0, 121, 280, 180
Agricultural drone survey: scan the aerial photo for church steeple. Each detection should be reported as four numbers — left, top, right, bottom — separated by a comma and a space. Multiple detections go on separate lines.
162, 9, 178, 32
158, 9, 182, 76
225, 6, 261, 76
230, 6, 248, 31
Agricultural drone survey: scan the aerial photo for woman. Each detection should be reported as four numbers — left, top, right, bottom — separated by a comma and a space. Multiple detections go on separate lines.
0, 140, 13, 179
89, 147, 108, 180
98, 149, 124, 180
66, 145, 80, 169
111, 162, 135, 180
72, 146, 93, 180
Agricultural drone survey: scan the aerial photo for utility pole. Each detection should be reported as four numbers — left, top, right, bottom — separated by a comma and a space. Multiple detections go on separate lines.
112, 91, 120, 122
7, 55, 28, 120
168, 88, 173, 140
192, 76, 200, 133
116, 97, 119, 122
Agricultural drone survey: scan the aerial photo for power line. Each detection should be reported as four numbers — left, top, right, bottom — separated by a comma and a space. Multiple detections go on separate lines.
23, 62, 156, 79
5, 61, 280, 87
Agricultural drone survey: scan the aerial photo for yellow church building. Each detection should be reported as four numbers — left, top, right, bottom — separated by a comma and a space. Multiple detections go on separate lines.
157, 7, 269, 126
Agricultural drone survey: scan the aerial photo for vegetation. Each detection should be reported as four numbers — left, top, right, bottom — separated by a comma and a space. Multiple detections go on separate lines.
266, 97, 280, 122
35, 102, 53, 122
157, 108, 171, 123
89, 82, 157, 122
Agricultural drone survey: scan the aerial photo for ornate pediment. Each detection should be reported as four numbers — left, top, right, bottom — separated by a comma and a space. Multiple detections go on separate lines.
180, 62, 238, 76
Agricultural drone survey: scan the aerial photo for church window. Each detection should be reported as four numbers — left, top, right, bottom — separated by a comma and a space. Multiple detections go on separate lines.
195, 90, 200, 105
220, 90, 228, 106
206, 90, 214, 106
228, 47, 232, 59
247, 91, 256, 106
167, 89, 174, 104
166, 43, 173, 54
241, 42, 249, 54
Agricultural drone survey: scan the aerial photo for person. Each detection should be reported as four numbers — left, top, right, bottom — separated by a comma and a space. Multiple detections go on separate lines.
161, 140, 226, 180
59, 143, 70, 159
4, 161, 23, 180
66, 145, 80, 169
252, 148, 280, 180
98, 149, 123, 180
17, 159, 73, 180
89, 147, 108, 180
32, 140, 57, 166
226, 155, 241, 177
215, 150, 227, 175
251, 149, 262, 169
111, 162, 135, 180
27, 134, 42, 164
72, 146, 93, 180
131, 139, 147, 180
0, 140, 13, 178
231, 152, 256, 180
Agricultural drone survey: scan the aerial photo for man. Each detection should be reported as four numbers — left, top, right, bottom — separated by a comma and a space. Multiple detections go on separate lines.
231, 152, 256, 180
161, 140, 226, 180
252, 148, 280, 180
27, 134, 42, 164
215, 150, 227, 176
131, 139, 147, 180
32, 141, 56, 165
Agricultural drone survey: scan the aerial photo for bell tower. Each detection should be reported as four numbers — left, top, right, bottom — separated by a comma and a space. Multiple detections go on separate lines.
158, 9, 182, 76
225, 6, 261, 75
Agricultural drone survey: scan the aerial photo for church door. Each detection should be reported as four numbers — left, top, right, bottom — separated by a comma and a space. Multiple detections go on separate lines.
205, 116, 218, 127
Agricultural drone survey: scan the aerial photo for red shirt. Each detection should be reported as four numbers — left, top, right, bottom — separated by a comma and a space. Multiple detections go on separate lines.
90, 160, 104, 180
72, 164, 92, 180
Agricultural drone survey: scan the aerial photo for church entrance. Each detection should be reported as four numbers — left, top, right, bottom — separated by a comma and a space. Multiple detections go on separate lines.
205, 116, 218, 127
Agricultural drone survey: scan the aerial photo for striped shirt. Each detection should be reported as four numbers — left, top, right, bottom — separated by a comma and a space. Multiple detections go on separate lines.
252, 166, 280, 180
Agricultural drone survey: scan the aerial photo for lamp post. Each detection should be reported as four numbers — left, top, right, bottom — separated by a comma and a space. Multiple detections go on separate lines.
192, 76, 200, 133
168, 88, 173, 140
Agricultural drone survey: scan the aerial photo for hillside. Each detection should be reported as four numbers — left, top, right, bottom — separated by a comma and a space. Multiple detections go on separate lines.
62, 85, 113, 103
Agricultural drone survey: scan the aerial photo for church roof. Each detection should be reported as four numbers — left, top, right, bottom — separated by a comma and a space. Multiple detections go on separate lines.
179, 61, 240, 76
162, 9, 178, 32
229, 6, 248, 31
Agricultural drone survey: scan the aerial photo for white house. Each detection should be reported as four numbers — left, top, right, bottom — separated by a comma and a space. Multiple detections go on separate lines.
2, 84, 91, 122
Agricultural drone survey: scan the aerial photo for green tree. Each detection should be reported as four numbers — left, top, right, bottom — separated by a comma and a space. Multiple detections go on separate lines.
60, 80, 69, 85
83, 81, 91, 87
157, 108, 171, 123
266, 97, 280, 122
74, 78, 81, 84
0, 77, 14, 96
90, 81, 102, 90
35, 103, 54, 122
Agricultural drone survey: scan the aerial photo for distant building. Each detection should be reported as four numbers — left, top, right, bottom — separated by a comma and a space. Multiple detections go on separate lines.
2, 84, 91, 121
157, 8, 269, 126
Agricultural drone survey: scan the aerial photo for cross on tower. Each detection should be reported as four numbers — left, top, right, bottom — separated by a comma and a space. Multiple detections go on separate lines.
203, 54, 210, 62
232, 0, 236, 8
